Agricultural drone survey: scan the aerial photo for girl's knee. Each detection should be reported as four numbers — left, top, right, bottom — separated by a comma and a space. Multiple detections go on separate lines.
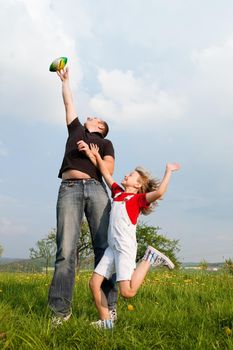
120, 288, 136, 299
89, 275, 97, 291
89, 273, 104, 292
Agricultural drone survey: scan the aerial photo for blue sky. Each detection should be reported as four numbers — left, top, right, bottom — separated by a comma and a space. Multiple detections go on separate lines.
1, 0, 233, 262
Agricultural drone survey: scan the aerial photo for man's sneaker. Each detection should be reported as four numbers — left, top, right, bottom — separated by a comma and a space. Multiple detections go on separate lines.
90, 319, 114, 329
109, 308, 117, 322
51, 313, 72, 328
143, 246, 175, 270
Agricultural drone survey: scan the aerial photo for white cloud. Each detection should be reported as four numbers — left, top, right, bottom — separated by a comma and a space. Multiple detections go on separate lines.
191, 38, 233, 118
49, 0, 94, 39
0, 0, 82, 124
90, 69, 186, 126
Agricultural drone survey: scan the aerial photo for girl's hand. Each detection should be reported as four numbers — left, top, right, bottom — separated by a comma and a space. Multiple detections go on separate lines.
77, 140, 89, 153
90, 143, 99, 156
166, 163, 181, 172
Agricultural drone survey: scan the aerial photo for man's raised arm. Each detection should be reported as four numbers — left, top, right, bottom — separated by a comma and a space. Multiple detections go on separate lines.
57, 67, 77, 125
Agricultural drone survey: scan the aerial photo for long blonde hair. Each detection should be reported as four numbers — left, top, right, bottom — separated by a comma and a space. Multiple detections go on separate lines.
135, 166, 160, 215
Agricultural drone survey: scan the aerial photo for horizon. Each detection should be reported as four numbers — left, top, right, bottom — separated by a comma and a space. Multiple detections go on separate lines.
0, 256, 228, 265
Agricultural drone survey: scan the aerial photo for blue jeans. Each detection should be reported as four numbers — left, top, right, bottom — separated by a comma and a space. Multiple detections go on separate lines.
48, 179, 117, 317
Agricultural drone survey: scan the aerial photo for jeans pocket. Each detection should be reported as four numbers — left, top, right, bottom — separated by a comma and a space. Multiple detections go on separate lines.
58, 183, 69, 198
94, 179, 108, 193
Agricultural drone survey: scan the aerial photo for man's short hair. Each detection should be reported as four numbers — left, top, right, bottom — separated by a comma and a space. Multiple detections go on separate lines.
100, 121, 109, 137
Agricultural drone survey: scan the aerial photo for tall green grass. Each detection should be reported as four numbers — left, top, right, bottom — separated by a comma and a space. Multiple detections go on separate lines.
0, 271, 233, 349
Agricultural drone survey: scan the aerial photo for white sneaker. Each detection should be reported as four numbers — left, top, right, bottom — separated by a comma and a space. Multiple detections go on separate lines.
90, 319, 114, 329
144, 246, 175, 270
51, 313, 72, 328
109, 308, 117, 322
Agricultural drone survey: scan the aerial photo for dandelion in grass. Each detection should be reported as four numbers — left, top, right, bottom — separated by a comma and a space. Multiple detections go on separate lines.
184, 279, 192, 283
224, 327, 232, 336
127, 304, 134, 311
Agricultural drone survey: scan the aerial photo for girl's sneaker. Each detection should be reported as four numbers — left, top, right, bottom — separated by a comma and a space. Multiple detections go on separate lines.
143, 246, 175, 270
90, 319, 114, 329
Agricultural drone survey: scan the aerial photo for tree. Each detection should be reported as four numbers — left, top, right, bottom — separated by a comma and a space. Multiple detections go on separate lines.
224, 258, 233, 275
29, 221, 93, 274
136, 222, 180, 267
29, 228, 56, 274
0, 245, 3, 257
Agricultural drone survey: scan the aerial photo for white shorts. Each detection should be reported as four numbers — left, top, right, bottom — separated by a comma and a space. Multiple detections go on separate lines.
94, 245, 137, 282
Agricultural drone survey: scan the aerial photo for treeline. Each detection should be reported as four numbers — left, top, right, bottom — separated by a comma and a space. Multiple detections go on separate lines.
0, 256, 95, 273
0, 221, 181, 273
0, 258, 46, 273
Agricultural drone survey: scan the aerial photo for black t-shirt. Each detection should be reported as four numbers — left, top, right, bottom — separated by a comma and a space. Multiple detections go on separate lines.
58, 118, 115, 181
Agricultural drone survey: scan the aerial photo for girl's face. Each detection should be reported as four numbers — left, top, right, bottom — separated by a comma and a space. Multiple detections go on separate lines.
121, 171, 141, 190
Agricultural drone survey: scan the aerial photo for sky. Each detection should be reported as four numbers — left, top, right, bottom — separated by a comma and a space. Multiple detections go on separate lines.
0, 0, 233, 263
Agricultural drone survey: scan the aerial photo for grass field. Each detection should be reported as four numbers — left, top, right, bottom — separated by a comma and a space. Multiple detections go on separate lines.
0, 270, 233, 350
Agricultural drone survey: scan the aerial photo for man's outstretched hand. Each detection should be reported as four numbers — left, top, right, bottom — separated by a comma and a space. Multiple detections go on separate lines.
57, 67, 69, 82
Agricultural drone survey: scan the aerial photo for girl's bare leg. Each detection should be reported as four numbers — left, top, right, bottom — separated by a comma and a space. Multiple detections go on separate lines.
89, 272, 110, 320
119, 260, 151, 298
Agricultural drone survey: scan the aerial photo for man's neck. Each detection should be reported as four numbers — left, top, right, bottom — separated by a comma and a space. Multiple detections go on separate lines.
86, 126, 100, 133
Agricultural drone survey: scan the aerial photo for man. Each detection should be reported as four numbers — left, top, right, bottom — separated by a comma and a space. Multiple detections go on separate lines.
48, 67, 117, 326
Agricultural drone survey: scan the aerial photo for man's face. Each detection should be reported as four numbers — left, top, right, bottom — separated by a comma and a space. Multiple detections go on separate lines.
84, 117, 103, 131
121, 171, 141, 190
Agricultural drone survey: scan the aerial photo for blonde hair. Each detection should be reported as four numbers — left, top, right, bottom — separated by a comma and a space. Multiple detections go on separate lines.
135, 166, 160, 215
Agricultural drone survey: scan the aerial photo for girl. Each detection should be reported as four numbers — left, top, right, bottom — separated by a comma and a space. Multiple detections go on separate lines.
88, 144, 180, 329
